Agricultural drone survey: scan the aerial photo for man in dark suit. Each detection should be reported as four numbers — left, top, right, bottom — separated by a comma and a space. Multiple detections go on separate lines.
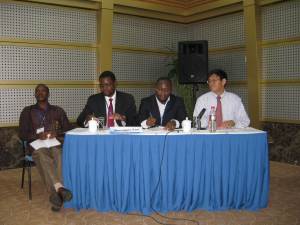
77, 71, 137, 127
138, 77, 187, 130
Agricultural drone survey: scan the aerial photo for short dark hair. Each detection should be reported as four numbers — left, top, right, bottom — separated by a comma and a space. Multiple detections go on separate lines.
35, 84, 49, 93
156, 77, 172, 86
99, 71, 116, 82
207, 69, 228, 81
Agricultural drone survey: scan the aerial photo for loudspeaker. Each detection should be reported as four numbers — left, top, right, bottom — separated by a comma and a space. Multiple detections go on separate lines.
178, 40, 208, 84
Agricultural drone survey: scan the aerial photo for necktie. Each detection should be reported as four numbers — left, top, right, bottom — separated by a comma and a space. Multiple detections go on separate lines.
216, 95, 223, 128
107, 98, 114, 127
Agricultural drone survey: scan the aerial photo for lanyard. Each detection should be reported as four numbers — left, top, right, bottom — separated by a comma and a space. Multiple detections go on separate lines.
37, 109, 47, 127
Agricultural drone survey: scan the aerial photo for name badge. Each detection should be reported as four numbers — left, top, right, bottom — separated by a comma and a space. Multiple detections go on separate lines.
36, 127, 44, 134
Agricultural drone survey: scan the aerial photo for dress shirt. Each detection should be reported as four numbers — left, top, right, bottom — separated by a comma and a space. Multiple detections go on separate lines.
141, 96, 179, 128
193, 91, 250, 128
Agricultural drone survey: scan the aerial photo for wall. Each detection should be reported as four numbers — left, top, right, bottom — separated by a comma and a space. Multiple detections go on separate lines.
260, 1, 300, 165
104, 0, 300, 165
111, 13, 189, 106
112, 11, 248, 111
0, 2, 97, 169
189, 12, 248, 110
0, 0, 299, 169
261, 1, 300, 124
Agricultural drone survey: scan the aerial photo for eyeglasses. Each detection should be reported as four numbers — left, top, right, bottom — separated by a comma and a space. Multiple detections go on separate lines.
207, 79, 221, 84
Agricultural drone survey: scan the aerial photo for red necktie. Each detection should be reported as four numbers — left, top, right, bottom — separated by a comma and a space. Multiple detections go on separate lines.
107, 98, 114, 127
216, 95, 223, 128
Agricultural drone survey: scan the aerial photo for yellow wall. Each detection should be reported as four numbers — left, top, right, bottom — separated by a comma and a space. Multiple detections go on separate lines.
0, 0, 299, 127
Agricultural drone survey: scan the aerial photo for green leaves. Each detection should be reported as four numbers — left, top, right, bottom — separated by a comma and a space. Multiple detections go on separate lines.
167, 58, 194, 118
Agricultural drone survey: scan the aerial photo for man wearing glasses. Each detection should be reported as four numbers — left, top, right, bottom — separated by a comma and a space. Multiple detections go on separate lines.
77, 71, 137, 127
193, 69, 250, 129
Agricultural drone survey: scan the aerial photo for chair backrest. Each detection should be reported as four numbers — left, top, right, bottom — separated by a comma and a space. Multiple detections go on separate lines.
20, 140, 27, 154
21, 140, 34, 162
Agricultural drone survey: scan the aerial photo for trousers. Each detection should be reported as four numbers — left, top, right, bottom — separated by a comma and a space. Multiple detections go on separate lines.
32, 146, 62, 192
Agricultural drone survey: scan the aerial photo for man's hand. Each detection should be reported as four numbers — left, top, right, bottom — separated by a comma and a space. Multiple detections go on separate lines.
113, 113, 126, 121
38, 132, 48, 140
146, 116, 156, 127
38, 131, 57, 140
86, 114, 97, 122
165, 120, 176, 131
221, 120, 235, 129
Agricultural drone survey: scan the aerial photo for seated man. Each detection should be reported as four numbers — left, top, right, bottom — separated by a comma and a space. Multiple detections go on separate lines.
138, 77, 187, 131
193, 69, 250, 129
77, 71, 137, 127
19, 84, 73, 212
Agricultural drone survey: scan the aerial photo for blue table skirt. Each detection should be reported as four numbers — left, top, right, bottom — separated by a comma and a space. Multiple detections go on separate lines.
63, 133, 269, 214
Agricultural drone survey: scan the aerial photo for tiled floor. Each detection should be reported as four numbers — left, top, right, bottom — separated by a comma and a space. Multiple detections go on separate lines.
0, 161, 299, 225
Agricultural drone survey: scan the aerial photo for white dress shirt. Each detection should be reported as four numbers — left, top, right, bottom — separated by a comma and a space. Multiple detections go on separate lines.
193, 91, 250, 128
141, 96, 179, 128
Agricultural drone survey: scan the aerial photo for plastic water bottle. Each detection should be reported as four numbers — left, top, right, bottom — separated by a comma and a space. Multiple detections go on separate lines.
209, 106, 216, 132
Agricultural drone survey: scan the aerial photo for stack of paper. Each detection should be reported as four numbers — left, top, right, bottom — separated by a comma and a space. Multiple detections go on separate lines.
30, 138, 61, 150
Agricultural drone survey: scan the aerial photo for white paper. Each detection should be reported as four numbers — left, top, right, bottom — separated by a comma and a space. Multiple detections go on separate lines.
109, 127, 143, 133
30, 138, 61, 150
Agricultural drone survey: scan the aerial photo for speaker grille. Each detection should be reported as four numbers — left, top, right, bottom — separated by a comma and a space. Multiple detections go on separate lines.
178, 41, 208, 84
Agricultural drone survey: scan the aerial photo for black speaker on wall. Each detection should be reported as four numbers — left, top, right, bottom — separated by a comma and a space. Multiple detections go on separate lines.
178, 40, 208, 84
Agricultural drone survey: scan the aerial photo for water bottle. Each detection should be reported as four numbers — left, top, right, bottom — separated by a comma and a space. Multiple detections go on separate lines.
209, 106, 216, 132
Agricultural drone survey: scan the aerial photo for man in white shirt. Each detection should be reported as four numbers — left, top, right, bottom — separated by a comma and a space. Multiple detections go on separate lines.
138, 77, 187, 131
193, 69, 250, 129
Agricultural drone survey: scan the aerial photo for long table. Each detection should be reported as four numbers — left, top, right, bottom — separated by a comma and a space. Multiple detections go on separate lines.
62, 128, 269, 214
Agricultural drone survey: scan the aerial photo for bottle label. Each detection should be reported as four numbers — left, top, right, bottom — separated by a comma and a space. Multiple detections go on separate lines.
209, 115, 216, 132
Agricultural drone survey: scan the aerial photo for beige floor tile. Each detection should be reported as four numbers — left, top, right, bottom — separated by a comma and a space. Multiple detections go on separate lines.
1, 162, 300, 225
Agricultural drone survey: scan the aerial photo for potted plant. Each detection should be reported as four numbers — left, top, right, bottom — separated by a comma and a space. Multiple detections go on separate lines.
167, 58, 195, 119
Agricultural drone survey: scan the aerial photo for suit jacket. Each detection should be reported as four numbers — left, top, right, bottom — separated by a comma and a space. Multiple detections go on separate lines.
138, 94, 187, 126
77, 91, 137, 127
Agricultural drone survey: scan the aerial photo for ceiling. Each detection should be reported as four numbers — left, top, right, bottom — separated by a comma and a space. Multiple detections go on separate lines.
139, 0, 216, 8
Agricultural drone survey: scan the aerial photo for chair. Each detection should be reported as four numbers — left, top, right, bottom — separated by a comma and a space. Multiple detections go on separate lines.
20, 140, 34, 200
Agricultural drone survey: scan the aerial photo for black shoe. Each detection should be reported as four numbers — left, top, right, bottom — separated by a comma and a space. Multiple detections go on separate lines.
49, 191, 62, 212
49, 192, 63, 208
57, 187, 73, 202
51, 205, 61, 212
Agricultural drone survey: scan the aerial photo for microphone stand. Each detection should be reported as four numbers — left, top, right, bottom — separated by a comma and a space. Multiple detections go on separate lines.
196, 108, 206, 130
192, 83, 199, 107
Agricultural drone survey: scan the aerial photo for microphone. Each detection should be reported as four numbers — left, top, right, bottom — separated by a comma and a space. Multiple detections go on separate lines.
196, 108, 206, 130
197, 108, 206, 119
